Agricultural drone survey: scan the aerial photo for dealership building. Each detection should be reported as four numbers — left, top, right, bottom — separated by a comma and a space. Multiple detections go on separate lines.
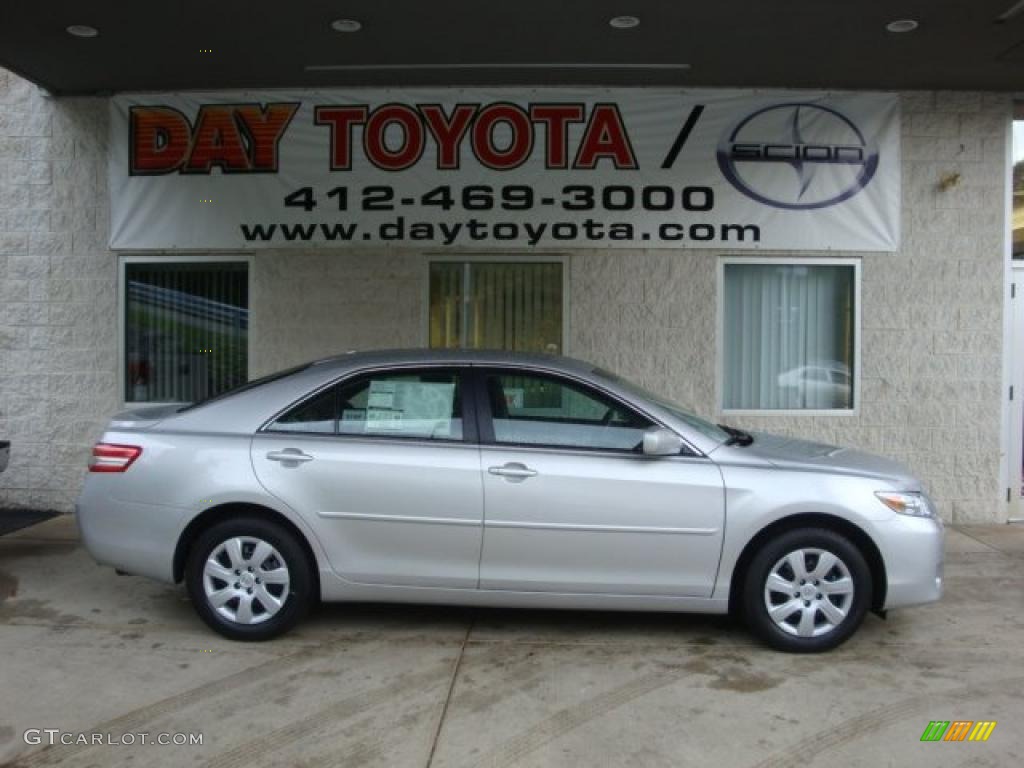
0, 4, 1023, 525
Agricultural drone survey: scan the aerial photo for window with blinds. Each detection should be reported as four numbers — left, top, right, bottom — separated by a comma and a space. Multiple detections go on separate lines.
428, 261, 564, 354
124, 261, 249, 403
722, 261, 857, 411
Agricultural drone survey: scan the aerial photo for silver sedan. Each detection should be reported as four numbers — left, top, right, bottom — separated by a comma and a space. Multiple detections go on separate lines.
76, 350, 943, 652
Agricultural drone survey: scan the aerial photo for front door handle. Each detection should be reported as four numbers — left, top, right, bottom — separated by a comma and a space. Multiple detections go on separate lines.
488, 463, 537, 479
266, 449, 314, 464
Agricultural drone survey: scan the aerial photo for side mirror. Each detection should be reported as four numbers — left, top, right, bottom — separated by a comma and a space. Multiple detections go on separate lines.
642, 427, 684, 457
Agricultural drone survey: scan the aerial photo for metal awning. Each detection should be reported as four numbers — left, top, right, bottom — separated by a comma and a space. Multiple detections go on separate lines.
1, 0, 1023, 95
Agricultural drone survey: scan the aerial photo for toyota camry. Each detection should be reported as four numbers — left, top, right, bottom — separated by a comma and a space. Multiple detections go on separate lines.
76, 350, 943, 652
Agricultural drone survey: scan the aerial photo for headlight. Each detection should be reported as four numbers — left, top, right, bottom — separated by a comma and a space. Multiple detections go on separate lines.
875, 491, 934, 517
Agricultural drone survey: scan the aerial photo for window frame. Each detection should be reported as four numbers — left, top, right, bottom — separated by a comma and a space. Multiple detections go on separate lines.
422, 253, 571, 354
261, 364, 479, 445
118, 254, 253, 407
716, 256, 862, 416
1014, 109, 1023, 260
472, 366, 687, 456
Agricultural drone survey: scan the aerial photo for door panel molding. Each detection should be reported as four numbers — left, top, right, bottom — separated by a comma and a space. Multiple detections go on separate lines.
484, 520, 720, 535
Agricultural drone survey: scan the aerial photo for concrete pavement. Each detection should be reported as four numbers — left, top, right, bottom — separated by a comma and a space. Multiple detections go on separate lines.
0, 516, 1022, 767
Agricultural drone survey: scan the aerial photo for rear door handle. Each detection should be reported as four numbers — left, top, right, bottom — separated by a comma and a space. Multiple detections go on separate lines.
488, 463, 537, 479
266, 449, 314, 464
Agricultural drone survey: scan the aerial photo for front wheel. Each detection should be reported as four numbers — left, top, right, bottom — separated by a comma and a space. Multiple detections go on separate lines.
185, 517, 314, 641
743, 528, 871, 653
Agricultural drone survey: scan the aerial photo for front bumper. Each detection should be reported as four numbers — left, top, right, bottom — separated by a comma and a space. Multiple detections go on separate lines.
877, 512, 944, 609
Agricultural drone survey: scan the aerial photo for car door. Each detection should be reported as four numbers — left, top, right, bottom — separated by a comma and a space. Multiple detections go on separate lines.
251, 366, 483, 589
476, 368, 725, 597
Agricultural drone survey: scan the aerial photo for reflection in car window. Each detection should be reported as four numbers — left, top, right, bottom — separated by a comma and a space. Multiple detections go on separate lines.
269, 370, 464, 440
487, 373, 651, 451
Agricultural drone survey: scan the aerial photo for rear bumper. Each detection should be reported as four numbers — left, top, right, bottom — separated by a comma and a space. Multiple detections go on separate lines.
76, 479, 187, 584
877, 513, 944, 609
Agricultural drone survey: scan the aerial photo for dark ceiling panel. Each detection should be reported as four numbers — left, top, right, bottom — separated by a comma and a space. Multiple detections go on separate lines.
0, 0, 1021, 93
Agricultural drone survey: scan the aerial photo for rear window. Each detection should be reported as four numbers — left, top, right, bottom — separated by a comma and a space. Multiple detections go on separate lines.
177, 363, 312, 412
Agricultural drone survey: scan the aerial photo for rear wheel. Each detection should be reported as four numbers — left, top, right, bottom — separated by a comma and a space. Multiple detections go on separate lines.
743, 528, 871, 653
185, 517, 313, 641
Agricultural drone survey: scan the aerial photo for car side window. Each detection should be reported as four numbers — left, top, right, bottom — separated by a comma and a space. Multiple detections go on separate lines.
269, 387, 337, 434
268, 369, 464, 441
337, 370, 463, 440
486, 372, 651, 452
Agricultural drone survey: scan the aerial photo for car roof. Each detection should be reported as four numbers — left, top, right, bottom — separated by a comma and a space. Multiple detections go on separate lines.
154, 347, 727, 456
307, 348, 597, 375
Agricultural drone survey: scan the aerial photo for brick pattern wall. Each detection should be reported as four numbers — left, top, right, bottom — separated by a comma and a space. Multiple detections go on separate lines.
251, 250, 424, 376
0, 67, 1012, 522
0, 71, 117, 511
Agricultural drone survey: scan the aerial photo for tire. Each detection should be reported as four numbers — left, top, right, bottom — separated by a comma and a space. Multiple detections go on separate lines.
742, 527, 871, 653
185, 516, 314, 641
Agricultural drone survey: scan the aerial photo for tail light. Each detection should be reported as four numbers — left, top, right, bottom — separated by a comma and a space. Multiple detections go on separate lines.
89, 443, 142, 473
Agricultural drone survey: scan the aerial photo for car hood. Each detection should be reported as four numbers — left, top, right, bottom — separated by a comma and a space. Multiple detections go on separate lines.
735, 432, 921, 488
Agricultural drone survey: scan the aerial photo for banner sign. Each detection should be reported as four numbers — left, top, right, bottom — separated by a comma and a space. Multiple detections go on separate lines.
109, 89, 901, 251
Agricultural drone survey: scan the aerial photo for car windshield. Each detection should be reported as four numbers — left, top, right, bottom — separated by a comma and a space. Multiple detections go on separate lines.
593, 368, 730, 443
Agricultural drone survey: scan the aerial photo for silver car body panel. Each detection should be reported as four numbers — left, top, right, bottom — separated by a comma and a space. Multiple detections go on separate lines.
252, 433, 484, 589
76, 349, 944, 615
477, 445, 725, 597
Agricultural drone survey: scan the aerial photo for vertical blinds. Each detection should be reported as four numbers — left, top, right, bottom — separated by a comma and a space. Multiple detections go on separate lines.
429, 262, 563, 354
723, 263, 855, 410
125, 262, 249, 403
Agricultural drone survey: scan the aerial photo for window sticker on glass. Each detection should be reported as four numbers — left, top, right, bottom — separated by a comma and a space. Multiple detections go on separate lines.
367, 381, 397, 410
363, 379, 456, 437
367, 408, 404, 430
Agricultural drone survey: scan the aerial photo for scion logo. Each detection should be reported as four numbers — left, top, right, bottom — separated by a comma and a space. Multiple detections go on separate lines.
716, 102, 879, 210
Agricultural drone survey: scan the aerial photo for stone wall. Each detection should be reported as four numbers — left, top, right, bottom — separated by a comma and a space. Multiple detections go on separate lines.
0, 70, 117, 511
250, 250, 424, 376
0, 66, 1012, 522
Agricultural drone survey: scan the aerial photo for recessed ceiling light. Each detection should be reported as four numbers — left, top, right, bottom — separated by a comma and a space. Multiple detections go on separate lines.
609, 16, 640, 30
66, 24, 99, 38
330, 19, 362, 33
885, 19, 919, 33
